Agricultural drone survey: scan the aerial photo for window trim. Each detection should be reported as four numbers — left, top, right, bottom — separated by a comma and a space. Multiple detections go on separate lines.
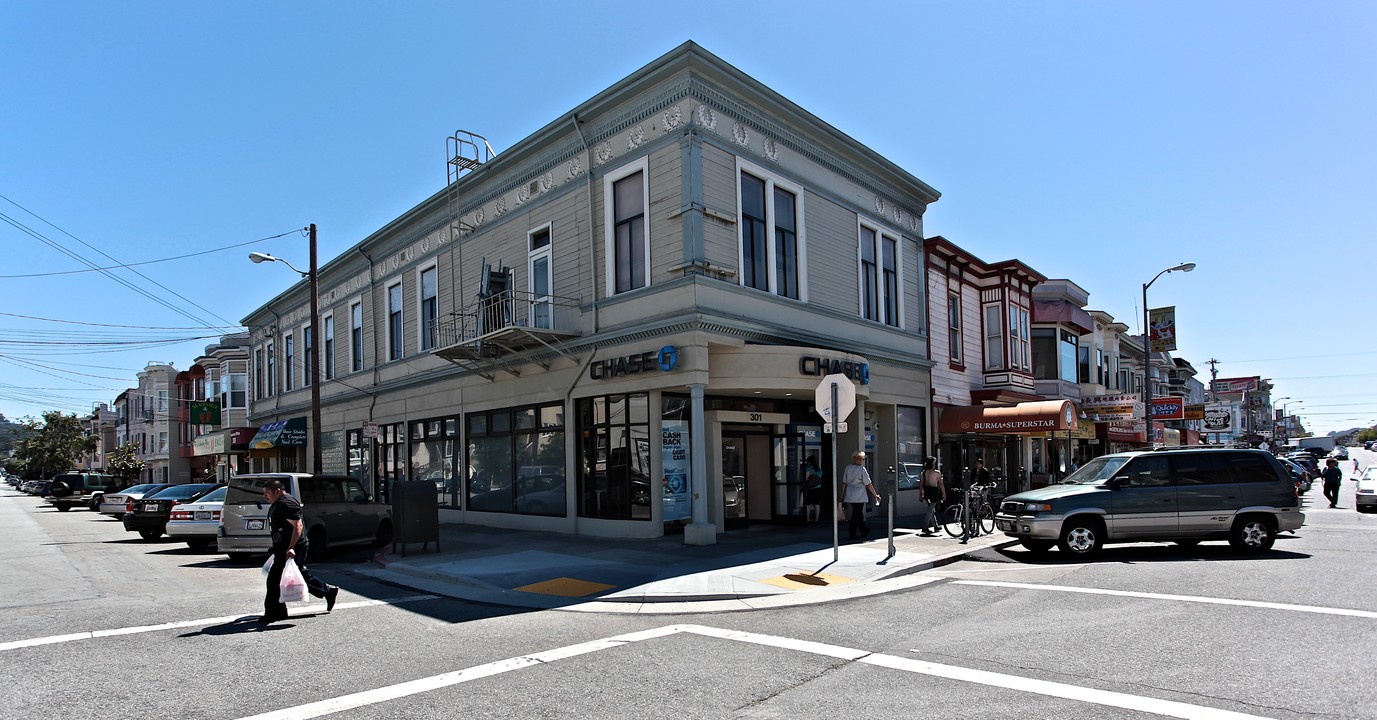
602, 156, 651, 297
857, 217, 904, 328
947, 292, 962, 364
528, 223, 554, 329
386, 282, 403, 362
349, 299, 364, 373
735, 158, 807, 301
322, 312, 334, 380
417, 262, 438, 353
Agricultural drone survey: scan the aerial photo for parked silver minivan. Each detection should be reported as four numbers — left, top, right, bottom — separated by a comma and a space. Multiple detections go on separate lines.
217, 473, 392, 562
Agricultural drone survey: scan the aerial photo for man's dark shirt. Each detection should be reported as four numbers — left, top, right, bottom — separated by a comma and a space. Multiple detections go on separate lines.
1321, 466, 1343, 486
268, 493, 305, 553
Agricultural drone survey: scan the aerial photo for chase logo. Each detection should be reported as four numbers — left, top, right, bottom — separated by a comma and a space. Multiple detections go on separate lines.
658, 346, 679, 372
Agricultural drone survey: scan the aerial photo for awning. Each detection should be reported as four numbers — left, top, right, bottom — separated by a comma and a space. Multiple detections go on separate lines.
938, 399, 1078, 434
251, 417, 308, 449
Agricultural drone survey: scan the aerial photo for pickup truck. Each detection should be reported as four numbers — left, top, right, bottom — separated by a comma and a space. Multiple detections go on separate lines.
45, 473, 119, 512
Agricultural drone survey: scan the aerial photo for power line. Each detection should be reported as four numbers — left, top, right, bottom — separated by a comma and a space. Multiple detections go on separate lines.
0, 230, 300, 278
0, 312, 247, 331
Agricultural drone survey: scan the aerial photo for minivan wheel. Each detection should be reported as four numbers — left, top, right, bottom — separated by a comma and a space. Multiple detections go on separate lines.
373, 521, 393, 549
1058, 517, 1104, 557
1229, 517, 1275, 551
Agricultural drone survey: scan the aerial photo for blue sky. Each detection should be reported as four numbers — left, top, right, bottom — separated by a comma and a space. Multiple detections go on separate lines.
2, 1, 1373, 434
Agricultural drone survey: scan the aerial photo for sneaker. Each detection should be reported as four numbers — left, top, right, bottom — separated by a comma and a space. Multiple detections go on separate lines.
257, 612, 288, 624
325, 587, 339, 612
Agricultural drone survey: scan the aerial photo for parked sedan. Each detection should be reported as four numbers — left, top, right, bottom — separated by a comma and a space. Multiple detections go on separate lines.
122, 483, 221, 540
1356, 467, 1377, 513
1278, 458, 1313, 494
98, 484, 170, 519
165, 485, 227, 550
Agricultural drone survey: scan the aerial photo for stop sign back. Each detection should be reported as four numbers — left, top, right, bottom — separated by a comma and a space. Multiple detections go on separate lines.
815, 374, 856, 425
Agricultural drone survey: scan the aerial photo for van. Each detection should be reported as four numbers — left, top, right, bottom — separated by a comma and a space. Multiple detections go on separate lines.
995, 448, 1304, 557
45, 472, 119, 511
217, 473, 392, 562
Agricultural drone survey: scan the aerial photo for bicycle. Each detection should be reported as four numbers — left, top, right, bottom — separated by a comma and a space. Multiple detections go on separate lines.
942, 482, 997, 538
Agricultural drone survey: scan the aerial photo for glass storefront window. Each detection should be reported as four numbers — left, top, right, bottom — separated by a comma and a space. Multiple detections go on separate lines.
466, 403, 565, 516
896, 406, 926, 490
578, 393, 651, 521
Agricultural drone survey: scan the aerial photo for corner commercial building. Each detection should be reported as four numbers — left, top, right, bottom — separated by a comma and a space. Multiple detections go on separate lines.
242, 42, 940, 542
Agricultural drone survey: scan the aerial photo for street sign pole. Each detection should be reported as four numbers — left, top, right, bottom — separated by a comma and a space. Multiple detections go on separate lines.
831, 380, 839, 562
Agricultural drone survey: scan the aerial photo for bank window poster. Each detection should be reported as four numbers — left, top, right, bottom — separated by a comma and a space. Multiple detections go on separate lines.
1148, 306, 1178, 352
661, 421, 691, 521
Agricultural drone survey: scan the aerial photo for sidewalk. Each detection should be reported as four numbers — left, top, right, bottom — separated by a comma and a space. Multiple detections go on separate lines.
351, 514, 1015, 614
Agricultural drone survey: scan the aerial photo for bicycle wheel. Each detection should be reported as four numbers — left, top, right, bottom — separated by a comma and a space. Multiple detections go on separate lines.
978, 503, 996, 534
942, 504, 965, 537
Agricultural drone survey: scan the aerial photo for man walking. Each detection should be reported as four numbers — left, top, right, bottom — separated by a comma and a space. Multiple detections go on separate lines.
1321, 458, 1344, 509
261, 479, 339, 623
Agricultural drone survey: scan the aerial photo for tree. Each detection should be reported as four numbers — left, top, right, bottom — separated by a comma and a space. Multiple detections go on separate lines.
9, 411, 95, 479
106, 443, 146, 483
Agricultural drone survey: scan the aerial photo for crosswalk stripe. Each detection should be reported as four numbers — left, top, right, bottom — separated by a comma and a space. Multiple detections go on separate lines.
951, 580, 1377, 619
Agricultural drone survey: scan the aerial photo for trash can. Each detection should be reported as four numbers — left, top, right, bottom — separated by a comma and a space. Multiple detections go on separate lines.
391, 480, 440, 556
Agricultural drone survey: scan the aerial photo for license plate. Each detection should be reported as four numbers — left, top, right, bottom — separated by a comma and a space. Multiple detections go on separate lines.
144, 503, 160, 512
194, 511, 212, 520
246, 519, 264, 530
997, 520, 1013, 532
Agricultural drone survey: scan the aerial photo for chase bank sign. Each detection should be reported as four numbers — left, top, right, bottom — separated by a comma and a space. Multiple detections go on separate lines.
799, 356, 870, 384
590, 345, 679, 380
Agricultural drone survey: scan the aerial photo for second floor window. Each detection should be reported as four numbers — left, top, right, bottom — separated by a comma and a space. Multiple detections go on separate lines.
737, 165, 802, 299
323, 315, 334, 380
860, 222, 901, 327
947, 293, 962, 363
304, 325, 313, 386
266, 341, 275, 396
225, 373, 246, 409
284, 333, 295, 390
388, 283, 403, 361
529, 227, 552, 329
984, 304, 1004, 370
1009, 307, 1031, 371
420, 267, 437, 351
351, 302, 363, 372
605, 159, 648, 295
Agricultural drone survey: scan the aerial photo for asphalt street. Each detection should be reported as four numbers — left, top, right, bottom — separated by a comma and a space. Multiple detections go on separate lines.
2, 448, 1374, 719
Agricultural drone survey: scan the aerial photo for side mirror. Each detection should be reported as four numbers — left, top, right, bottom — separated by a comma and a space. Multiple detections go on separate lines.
1107, 476, 1130, 489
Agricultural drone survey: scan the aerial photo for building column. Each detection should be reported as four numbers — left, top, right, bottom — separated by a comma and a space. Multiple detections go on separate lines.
684, 382, 716, 546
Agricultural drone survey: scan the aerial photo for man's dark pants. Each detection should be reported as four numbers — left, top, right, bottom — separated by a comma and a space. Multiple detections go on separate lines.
264, 544, 331, 618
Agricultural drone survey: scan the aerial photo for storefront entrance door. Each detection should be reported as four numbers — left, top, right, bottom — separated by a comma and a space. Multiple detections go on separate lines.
722, 431, 778, 529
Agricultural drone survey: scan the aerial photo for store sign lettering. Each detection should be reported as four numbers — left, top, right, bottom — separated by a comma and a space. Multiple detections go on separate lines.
799, 356, 870, 384
590, 346, 679, 380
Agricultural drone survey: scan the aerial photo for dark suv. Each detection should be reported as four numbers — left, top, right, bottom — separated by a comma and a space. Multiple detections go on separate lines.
995, 448, 1304, 557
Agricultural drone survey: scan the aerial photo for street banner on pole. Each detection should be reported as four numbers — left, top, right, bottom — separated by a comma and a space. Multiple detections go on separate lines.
1148, 306, 1178, 352
1081, 393, 1140, 421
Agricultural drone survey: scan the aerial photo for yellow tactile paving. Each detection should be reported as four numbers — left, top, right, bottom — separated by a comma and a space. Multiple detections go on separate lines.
514, 577, 617, 597
758, 572, 857, 590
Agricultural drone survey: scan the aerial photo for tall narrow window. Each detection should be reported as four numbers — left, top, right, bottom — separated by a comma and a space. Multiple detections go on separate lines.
419, 267, 437, 351
1018, 308, 1031, 370
387, 283, 403, 361
284, 333, 295, 390
323, 314, 334, 380
948, 293, 962, 363
774, 186, 798, 299
266, 341, 275, 396
303, 325, 313, 386
254, 348, 265, 400
882, 235, 898, 325
984, 304, 1004, 370
529, 226, 552, 329
350, 302, 363, 372
860, 227, 878, 321
604, 159, 649, 295
740, 173, 768, 290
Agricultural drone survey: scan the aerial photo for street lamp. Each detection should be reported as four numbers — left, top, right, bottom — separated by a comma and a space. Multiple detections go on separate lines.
1279, 399, 1302, 446
1142, 262, 1195, 447
249, 224, 322, 474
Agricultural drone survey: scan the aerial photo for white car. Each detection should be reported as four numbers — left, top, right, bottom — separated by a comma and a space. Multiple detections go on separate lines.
166, 485, 227, 549
1356, 467, 1377, 513
1332, 446, 1349, 460
98, 483, 170, 518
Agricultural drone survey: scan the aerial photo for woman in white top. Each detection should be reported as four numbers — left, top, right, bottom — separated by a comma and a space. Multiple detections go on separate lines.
841, 451, 881, 540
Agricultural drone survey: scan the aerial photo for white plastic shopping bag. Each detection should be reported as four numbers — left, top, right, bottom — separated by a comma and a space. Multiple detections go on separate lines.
261, 555, 275, 576
279, 558, 309, 603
